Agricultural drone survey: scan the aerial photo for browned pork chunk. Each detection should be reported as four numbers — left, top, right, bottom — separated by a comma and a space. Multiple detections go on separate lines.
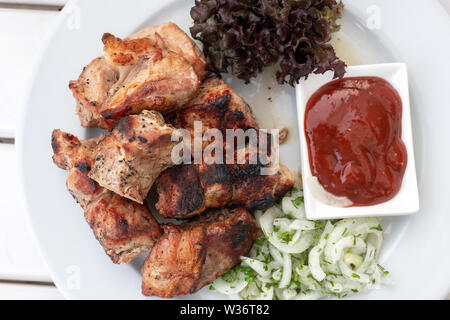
169, 77, 259, 135
128, 22, 208, 79
51, 129, 162, 264
156, 77, 294, 218
69, 22, 208, 130
141, 207, 259, 298
88, 110, 181, 204
157, 156, 294, 219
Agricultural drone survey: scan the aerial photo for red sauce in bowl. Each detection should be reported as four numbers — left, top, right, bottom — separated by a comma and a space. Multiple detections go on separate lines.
304, 76, 407, 206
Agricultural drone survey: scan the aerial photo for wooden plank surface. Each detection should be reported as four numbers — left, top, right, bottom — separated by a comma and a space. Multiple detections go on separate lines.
0, 282, 63, 300
0, 8, 59, 138
0, 0, 65, 6
0, 144, 52, 282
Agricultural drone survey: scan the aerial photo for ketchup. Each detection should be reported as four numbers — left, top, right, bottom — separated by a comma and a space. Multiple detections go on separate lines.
304, 76, 407, 206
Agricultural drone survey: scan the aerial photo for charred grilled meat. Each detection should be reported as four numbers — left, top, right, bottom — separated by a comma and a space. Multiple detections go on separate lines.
156, 78, 294, 218
141, 207, 259, 298
70, 22, 207, 130
88, 110, 180, 204
169, 77, 259, 137
51, 129, 162, 264
157, 153, 294, 219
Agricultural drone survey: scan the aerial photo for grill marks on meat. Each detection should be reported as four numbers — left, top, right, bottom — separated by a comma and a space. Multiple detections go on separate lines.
51, 129, 162, 264
156, 165, 206, 217
157, 156, 294, 219
141, 207, 259, 298
169, 77, 259, 137
53, 22, 296, 298
156, 78, 294, 218
70, 22, 207, 130
88, 110, 180, 204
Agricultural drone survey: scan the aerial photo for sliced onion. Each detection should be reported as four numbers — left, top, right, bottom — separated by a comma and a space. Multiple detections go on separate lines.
241, 257, 271, 278
217, 183, 388, 301
278, 252, 292, 289
254, 210, 264, 225
213, 276, 248, 295
257, 285, 274, 300
281, 195, 306, 219
268, 230, 314, 254
273, 218, 292, 232
357, 243, 376, 274
324, 219, 359, 261
309, 222, 334, 281
289, 219, 316, 231
338, 259, 370, 284
329, 236, 366, 264
309, 245, 326, 282
258, 207, 283, 237
268, 244, 283, 264
280, 288, 297, 300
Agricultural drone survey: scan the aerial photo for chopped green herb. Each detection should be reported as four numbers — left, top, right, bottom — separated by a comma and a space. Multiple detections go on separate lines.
222, 269, 238, 283
314, 221, 324, 229
278, 231, 295, 244
254, 237, 267, 246
292, 196, 304, 208
370, 224, 383, 231
292, 272, 301, 288
239, 265, 256, 282
261, 252, 272, 264
377, 264, 389, 275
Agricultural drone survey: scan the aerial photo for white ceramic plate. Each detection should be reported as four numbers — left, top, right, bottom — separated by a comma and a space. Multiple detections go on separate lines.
17, 0, 450, 299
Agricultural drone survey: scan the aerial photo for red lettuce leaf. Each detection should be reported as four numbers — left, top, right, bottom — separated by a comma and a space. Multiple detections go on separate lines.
190, 0, 346, 86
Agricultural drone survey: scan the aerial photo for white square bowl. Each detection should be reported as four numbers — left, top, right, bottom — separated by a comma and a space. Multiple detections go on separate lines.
296, 63, 419, 220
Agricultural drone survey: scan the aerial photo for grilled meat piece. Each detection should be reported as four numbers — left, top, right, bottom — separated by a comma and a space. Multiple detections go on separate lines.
51, 129, 162, 264
157, 159, 294, 219
169, 77, 259, 138
129, 22, 208, 79
88, 110, 180, 204
70, 22, 207, 130
141, 207, 259, 298
156, 78, 295, 218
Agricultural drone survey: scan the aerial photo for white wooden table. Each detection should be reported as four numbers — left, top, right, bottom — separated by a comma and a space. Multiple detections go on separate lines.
1, 0, 449, 300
